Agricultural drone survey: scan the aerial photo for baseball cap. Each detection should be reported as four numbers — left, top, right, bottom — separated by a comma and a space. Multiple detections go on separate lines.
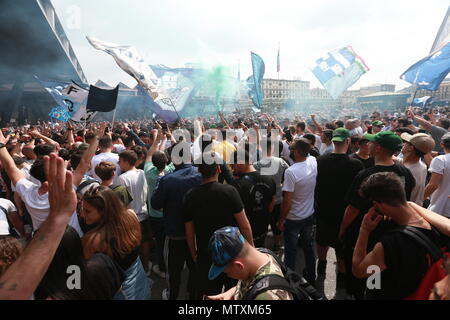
372, 120, 384, 127
332, 128, 350, 142
364, 131, 403, 152
441, 132, 450, 143
400, 133, 435, 154
208, 226, 245, 280
0, 210, 10, 236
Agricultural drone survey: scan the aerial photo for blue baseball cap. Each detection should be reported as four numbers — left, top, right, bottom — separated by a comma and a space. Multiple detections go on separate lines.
208, 226, 245, 280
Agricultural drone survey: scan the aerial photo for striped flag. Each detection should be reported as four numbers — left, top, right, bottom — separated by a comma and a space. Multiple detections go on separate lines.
310, 46, 369, 99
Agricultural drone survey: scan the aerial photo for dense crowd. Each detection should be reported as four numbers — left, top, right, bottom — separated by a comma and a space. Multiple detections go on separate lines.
0, 104, 450, 300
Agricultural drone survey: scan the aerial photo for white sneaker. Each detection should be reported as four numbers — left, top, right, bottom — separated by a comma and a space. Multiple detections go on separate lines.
162, 288, 169, 300
152, 264, 166, 279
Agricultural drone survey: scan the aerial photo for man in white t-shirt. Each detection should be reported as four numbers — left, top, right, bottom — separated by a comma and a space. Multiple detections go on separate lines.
400, 133, 435, 206
90, 136, 121, 184
117, 150, 151, 273
0, 149, 83, 237
277, 138, 317, 285
426, 133, 450, 217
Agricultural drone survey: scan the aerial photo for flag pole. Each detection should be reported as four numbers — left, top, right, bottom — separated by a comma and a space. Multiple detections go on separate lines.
167, 97, 182, 121
111, 108, 117, 130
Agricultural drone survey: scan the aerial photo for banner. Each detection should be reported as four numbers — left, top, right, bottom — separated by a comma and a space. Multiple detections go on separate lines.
248, 52, 265, 110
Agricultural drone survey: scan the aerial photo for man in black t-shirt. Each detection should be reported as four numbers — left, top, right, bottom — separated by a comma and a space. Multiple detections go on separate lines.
183, 153, 254, 299
338, 131, 416, 299
230, 149, 276, 248
353, 172, 443, 300
315, 128, 364, 284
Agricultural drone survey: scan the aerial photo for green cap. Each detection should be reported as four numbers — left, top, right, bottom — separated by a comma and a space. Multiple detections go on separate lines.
364, 131, 403, 152
372, 120, 384, 127
332, 128, 351, 142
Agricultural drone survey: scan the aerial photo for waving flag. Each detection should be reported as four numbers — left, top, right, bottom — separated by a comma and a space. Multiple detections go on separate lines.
48, 106, 71, 122
401, 7, 450, 91
86, 85, 119, 112
310, 46, 369, 99
413, 96, 433, 107
87, 36, 190, 122
247, 52, 265, 110
87, 36, 160, 99
35, 77, 95, 122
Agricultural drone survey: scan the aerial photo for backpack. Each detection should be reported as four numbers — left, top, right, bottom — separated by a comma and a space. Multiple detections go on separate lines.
243, 248, 326, 300
396, 226, 450, 300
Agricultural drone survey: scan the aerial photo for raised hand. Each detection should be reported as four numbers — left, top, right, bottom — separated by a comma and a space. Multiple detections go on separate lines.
361, 207, 383, 233
44, 153, 77, 220
0, 129, 10, 145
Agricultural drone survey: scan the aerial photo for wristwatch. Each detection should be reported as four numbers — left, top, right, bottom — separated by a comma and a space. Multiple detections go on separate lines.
0, 142, 6, 149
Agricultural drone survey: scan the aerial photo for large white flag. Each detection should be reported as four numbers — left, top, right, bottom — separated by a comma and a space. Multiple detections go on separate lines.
86, 36, 160, 100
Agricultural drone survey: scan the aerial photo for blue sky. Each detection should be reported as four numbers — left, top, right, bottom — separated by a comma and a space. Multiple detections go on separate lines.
52, 0, 449, 91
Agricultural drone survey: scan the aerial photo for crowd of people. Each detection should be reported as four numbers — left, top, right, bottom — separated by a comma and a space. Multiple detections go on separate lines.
0, 104, 450, 300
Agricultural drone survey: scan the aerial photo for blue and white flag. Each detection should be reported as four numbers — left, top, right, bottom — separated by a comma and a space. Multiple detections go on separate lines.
401, 42, 450, 91
48, 106, 71, 122
413, 96, 433, 107
87, 36, 160, 99
247, 52, 265, 110
88, 37, 194, 122
401, 6, 450, 91
35, 77, 96, 122
310, 46, 369, 99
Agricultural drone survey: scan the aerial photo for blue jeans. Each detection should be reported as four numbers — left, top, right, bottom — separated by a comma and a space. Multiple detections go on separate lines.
284, 215, 316, 284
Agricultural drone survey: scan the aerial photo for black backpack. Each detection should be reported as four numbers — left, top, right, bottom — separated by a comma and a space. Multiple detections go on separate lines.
243, 248, 326, 300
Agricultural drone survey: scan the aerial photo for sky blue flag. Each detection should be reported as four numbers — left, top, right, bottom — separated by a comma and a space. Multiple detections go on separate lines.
310, 46, 369, 99
48, 106, 71, 122
248, 52, 265, 109
400, 42, 450, 91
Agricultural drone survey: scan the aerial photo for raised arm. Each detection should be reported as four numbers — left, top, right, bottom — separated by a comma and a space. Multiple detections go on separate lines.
29, 130, 60, 150
408, 108, 432, 132
219, 112, 230, 128
0, 153, 77, 300
408, 201, 450, 237
146, 130, 163, 163
0, 131, 25, 186
72, 124, 104, 186
311, 114, 323, 134
65, 122, 75, 148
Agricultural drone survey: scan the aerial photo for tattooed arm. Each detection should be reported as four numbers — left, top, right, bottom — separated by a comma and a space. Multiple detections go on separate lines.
0, 153, 77, 299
